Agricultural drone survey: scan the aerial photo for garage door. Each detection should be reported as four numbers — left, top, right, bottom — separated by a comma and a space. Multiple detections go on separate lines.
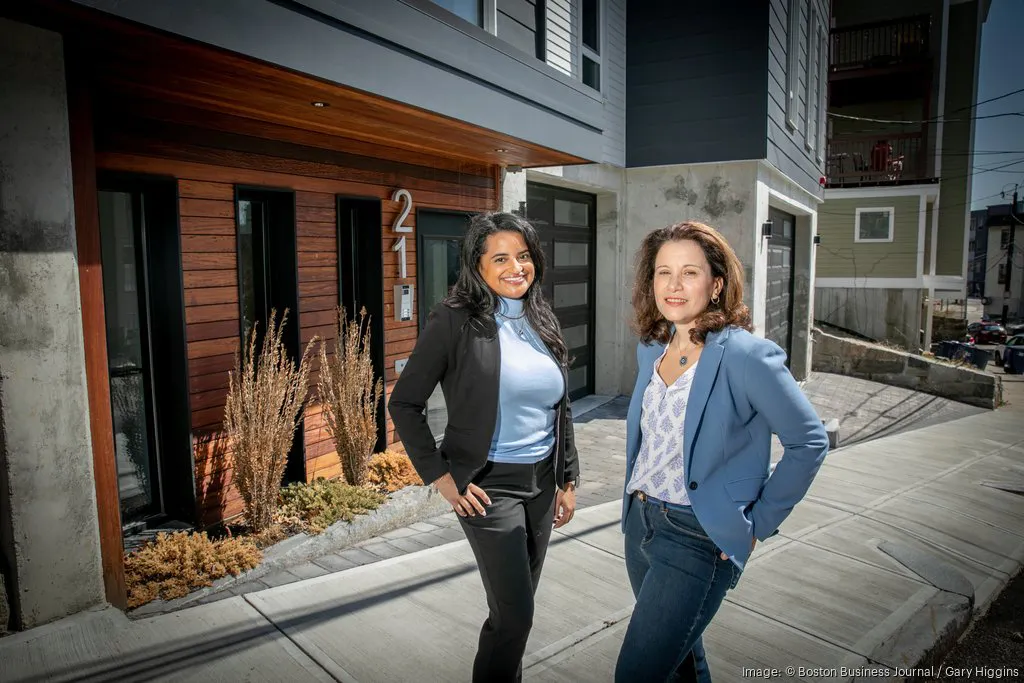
765, 207, 795, 363
526, 183, 596, 401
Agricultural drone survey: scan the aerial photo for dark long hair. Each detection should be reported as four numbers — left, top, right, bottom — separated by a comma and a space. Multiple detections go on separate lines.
631, 221, 752, 345
445, 212, 568, 366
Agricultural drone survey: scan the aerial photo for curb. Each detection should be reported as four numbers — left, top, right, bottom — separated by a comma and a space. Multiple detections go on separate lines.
128, 484, 450, 618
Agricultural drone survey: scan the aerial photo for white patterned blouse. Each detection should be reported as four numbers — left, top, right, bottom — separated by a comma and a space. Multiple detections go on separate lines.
626, 349, 698, 506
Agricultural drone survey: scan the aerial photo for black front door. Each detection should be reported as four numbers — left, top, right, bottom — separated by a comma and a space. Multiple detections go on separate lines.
416, 210, 471, 441
97, 175, 193, 533
235, 188, 304, 484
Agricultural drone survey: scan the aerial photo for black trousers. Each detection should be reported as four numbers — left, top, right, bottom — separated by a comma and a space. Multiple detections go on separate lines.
458, 455, 557, 683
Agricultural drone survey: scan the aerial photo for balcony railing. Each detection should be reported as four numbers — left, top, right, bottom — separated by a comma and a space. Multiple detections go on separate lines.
825, 132, 931, 186
830, 15, 931, 73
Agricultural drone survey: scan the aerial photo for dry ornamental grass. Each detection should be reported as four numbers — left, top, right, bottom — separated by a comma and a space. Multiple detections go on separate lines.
316, 306, 383, 487
224, 309, 317, 533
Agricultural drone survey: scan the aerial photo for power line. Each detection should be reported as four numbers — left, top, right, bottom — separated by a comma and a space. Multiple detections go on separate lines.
828, 111, 1023, 125
947, 86, 1024, 116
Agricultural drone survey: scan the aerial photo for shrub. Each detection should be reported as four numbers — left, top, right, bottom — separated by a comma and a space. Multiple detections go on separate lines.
278, 478, 386, 534
316, 306, 383, 486
367, 450, 423, 493
224, 309, 317, 533
124, 531, 261, 608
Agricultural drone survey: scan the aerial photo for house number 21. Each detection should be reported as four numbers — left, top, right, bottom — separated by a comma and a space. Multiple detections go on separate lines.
391, 189, 413, 279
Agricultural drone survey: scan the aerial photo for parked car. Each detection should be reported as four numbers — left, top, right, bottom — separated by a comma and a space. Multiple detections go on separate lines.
996, 334, 1024, 365
1006, 322, 1024, 336
975, 324, 1007, 344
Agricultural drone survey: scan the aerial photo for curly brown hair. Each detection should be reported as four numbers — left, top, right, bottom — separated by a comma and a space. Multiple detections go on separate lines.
631, 221, 752, 345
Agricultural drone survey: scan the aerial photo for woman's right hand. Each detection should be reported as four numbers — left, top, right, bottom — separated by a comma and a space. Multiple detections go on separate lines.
433, 473, 491, 517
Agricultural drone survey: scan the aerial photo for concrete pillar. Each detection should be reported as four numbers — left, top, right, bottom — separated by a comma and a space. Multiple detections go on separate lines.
501, 166, 527, 215
790, 212, 816, 380
0, 18, 105, 629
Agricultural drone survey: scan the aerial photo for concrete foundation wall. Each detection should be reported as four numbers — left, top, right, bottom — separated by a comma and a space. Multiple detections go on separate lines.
0, 18, 105, 628
815, 286, 925, 351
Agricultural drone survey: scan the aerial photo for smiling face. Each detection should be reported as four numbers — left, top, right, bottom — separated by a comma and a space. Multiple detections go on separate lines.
653, 239, 723, 326
478, 230, 535, 299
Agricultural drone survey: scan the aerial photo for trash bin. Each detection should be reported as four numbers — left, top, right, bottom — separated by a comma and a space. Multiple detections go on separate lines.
967, 346, 991, 371
1005, 347, 1024, 375
936, 340, 957, 359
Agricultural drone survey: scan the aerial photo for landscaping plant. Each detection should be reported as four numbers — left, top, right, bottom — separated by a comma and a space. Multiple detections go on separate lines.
124, 531, 260, 608
224, 309, 316, 533
278, 478, 385, 533
316, 306, 383, 486
367, 449, 423, 493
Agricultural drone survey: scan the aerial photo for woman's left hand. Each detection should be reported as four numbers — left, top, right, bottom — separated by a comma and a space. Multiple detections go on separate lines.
720, 537, 757, 561
553, 486, 576, 529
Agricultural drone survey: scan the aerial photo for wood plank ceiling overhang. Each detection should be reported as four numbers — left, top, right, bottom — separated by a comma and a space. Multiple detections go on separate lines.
17, 1, 589, 170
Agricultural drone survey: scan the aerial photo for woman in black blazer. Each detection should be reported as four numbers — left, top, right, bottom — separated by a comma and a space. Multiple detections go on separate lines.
388, 212, 580, 683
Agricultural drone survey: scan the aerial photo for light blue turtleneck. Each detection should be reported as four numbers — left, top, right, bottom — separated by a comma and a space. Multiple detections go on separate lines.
488, 297, 565, 463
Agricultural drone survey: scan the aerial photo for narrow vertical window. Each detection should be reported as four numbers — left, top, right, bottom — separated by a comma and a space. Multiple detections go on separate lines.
817, 22, 827, 162
580, 0, 601, 91
805, 5, 817, 151
785, 0, 802, 130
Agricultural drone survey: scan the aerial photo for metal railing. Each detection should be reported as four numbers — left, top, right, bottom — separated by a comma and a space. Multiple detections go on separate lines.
830, 15, 931, 72
825, 132, 929, 185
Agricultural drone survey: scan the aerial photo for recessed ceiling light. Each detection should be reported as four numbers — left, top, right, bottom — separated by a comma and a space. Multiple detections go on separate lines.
494, 148, 508, 153
311, 101, 330, 108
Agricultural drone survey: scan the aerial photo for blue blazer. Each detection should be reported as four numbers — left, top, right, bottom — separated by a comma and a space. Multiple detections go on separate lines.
622, 326, 829, 568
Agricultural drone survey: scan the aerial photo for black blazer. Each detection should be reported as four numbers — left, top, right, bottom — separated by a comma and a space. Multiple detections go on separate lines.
388, 303, 579, 494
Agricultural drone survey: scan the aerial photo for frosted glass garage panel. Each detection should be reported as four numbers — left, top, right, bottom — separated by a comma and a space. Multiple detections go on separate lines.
563, 324, 588, 349
554, 283, 588, 308
554, 241, 588, 266
554, 199, 589, 227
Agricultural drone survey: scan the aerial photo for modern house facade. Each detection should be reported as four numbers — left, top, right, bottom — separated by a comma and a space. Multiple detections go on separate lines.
980, 202, 1023, 320
968, 208, 989, 298
814, 0, 990, 350
1, 0, 827, 629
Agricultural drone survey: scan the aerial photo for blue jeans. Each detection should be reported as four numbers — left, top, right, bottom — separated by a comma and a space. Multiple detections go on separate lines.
614, 495, 741, 683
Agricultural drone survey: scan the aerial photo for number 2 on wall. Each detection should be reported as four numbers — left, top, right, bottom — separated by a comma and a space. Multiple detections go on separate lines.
391, 189, 413, 279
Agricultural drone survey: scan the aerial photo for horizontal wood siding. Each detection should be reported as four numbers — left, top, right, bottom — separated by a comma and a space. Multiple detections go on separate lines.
626, 0, 768, 168
96, 119, 496, 526
545, 0, 574, 76
816, 195, 922, 278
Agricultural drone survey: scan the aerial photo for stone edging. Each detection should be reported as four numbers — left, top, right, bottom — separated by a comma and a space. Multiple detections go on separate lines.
128, 484, 450, 618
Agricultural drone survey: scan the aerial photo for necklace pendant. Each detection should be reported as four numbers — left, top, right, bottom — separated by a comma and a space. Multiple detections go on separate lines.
679, 355, 688, 367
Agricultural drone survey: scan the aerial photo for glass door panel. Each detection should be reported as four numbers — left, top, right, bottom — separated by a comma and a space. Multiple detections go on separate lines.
98, 190, 160, 524
417, 212, 469, 442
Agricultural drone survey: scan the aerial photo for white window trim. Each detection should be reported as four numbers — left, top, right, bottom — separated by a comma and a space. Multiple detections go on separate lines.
785, 0, 802, 131
855, 207, 896, 243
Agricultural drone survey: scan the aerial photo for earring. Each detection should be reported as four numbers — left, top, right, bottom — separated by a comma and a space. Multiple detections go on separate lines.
711, 292, 720, 305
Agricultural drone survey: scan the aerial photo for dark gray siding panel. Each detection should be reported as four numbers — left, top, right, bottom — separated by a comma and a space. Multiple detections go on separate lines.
497, 0, 538, 56
626, 0, 769, 168
72, 0, 605, 161
765, 0, 828, 196
602, 0, 626, 166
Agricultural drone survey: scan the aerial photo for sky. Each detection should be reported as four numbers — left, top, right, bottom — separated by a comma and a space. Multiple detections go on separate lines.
970, 0, 1024, 210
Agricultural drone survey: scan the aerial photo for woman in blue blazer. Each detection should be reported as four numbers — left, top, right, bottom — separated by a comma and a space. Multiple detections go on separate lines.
614, 221, 829, 683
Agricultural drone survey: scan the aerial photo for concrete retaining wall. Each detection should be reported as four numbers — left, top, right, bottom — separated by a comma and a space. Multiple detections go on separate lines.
812, 329, 1001, 409
814, 287, 925, 351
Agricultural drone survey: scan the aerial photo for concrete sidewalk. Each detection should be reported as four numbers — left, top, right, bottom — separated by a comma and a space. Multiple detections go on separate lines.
2, 401, 1022, 682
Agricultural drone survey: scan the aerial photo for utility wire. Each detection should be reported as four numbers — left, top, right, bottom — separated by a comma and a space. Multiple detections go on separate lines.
828, 111, 1023, 125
